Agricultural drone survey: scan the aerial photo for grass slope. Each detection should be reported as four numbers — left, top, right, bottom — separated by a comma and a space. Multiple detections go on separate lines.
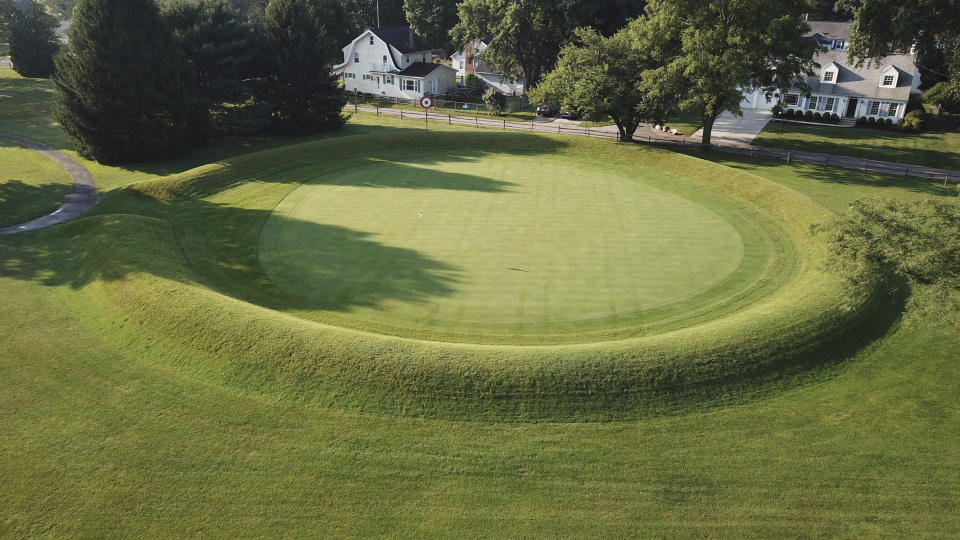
0, 76, 957, 534
0, 140, 73, 227
753, 121, 960, 171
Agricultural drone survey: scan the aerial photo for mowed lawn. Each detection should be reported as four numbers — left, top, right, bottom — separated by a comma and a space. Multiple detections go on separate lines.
753, 121, 960, 171
0, 140, 73, 227
260, 151, 754, 337
0, 75, 958, 536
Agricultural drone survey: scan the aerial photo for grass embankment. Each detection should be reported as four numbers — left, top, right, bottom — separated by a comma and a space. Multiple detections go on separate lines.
0, 118, 886, 421
753, 121, 960, 171
1, 75, 958, 534
0, 140, 73, 227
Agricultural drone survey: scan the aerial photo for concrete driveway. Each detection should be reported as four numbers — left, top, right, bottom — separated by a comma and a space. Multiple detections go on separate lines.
693, 109, 773, 147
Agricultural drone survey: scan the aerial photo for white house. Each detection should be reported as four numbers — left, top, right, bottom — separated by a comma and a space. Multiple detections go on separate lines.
741, 21, 921, 124
333, 27, 457, 100
451, 40, 525, 96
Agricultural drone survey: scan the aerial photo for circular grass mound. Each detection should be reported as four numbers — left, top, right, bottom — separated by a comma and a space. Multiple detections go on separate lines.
82, 127, 889, 421
258, 152, 785, 343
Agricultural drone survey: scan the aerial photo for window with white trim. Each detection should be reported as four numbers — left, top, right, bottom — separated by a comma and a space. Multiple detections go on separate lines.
888, 103, 899, 116
369, 36, 374, 45
363, 74, 375, 80
882, 74, 894, 86
345, 72, 356, 79
825, 97, 835, 112
353, 53, 359, 64
869, 101, 880, 115
808, 96, 820, 109
384, 75, 394, 84
403, 79, 420, 92
784, 94, 799, 106
823, 71, 835, 82
832, 39, 845, 50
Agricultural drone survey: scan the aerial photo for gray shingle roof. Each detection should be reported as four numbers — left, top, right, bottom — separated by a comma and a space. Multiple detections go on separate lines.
371, 27, 431, 54
800, 49, 915, 101
396, 62, 446, 78
805, 21, 853, 43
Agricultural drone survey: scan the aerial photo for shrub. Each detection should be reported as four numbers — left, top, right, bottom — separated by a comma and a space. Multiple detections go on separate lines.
900, 110, 924, 132
804, 110, 814, 120
883, 118, 894, 128
771, 103, 783, 116
831, 113, 840, 123
813, 112, 822, 121
858, 116, 867, 125
784, 108, 796, 118
482, 88, 506, 116
867, 117, 877, 126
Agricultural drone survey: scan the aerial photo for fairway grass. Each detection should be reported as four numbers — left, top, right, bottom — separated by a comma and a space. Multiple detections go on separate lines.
1, 78, 958, 535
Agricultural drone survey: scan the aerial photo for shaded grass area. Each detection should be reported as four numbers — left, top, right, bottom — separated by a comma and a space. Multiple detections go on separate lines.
680, 148, 960, 213
0, 141, 73, 227
753, 121, 960, 171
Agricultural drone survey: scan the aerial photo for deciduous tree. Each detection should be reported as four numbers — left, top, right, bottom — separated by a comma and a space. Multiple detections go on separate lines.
642, 0, 817, 146
9, 0, 59, 77
451, 0, 592, 92
403, 0, 457, 52
530, 24, 669, 141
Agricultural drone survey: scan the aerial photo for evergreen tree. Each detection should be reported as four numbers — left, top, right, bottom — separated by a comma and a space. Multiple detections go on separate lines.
9, 0, 59, 77
262, 0, 345, 134
164, 0, 271, 135
54, 0, 200, 163
0, 0, 16, 45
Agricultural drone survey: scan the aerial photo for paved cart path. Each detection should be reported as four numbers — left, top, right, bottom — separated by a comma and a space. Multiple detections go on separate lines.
0, 133, 97, 235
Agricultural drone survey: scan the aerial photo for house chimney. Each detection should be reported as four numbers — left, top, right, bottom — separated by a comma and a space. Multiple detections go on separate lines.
409, 27, 415, 49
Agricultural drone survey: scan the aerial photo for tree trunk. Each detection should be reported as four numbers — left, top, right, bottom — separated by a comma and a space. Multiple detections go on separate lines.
612, 116, 630, 141
700, 113, 717, 147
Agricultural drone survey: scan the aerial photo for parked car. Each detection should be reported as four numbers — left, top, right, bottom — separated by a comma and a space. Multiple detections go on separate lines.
560, 109, 583, 120
536, 103, 560, 117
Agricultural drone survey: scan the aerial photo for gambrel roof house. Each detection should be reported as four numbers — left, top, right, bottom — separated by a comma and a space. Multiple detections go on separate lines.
741, 21, 921, 124
451, 40, 526, 96
333, 27, 457, 100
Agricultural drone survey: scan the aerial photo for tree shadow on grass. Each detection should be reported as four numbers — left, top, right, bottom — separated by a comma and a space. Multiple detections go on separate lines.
0, 127, 567, 311
0, 192, 462, 312
0, 180, 74, 228
684, 149, 957, 198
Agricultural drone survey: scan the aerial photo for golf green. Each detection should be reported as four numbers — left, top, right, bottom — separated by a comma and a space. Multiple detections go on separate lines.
259, 151, 774, 340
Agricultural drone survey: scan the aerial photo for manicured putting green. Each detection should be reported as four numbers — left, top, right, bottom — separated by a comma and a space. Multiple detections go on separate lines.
260, 152, 748, 335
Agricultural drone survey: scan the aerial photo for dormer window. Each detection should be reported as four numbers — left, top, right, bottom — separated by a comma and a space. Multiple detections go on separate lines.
880, 66, 898, 87
821, 63, 838, 84
832, 39, 845, 50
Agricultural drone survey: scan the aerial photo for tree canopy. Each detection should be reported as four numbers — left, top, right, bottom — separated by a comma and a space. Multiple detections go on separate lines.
54, 0, 200, 162
262, 0, 345, 134
530, 24, 668, 141
641, 0, 816, 146
820, 198, 960, 326
403, 0, 457, 52
9, 0, 59, 78
451, 0, 593, 91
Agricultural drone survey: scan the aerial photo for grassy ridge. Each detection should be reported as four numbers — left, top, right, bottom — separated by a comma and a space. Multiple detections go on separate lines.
6, 126, 889, 421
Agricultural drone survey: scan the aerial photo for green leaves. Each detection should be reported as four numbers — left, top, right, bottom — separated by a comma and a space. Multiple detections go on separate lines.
9, 0, 59, 78
820, 198, 960, 324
